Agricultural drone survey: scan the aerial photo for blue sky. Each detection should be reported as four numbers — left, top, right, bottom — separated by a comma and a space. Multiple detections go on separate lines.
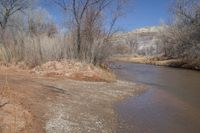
119, 0, 172, 31
40, 0, 172, 31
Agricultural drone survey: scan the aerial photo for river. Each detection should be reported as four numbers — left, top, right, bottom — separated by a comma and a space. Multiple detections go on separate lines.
112, 62, 200, 133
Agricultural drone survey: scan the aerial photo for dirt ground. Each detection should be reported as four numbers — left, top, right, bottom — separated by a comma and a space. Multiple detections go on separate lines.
0, 69, 143, 133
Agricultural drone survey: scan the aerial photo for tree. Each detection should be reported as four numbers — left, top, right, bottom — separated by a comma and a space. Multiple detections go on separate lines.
52, 0, 128, 63
126, 34, 138, 54
160, 0, 200, 60
26, 8, 57, 37
0, 0, 33, 62
0, 0, 32, 31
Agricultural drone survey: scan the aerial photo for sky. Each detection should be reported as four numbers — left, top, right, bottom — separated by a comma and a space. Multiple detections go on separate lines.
40, 0, 172, 32
119, 0, 172, 31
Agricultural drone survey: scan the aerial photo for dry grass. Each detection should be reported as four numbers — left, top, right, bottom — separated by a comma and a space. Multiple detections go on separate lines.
31, 60, 116, 82
0, 59, 116, 82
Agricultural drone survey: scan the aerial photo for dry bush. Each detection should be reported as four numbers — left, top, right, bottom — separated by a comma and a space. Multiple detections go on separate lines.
0, 33, 72, 67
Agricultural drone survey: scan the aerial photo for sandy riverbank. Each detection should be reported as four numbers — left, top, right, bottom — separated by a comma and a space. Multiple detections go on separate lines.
0, 69, 144, 133
111, 55, 200, 70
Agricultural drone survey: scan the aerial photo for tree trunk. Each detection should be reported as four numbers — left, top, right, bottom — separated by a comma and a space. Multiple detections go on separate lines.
77, 25, 81, 59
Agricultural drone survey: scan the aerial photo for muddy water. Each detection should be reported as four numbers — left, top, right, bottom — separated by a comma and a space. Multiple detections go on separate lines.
112, 62, 200, 133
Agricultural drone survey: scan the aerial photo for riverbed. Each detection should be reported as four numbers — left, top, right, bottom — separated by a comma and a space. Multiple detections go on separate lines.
113, 62, 200, 133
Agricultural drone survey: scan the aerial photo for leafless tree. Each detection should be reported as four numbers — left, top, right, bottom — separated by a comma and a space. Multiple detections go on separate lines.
52, 0, 128, 64
0, 0, 32, 31
126, 34, 138, 54
26, 8, 57, 37
0, 0, 129, 67
0, 0, 33, 62
160, 0, 200, 61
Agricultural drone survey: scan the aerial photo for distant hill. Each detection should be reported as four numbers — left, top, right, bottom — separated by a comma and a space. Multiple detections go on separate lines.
113, 26, 164, 55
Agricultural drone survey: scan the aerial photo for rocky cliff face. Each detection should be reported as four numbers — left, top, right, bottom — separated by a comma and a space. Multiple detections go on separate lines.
113, 26, 164, 55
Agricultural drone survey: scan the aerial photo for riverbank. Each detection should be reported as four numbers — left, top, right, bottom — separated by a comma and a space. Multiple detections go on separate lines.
0, 67, 144, 133
111, 55, 200, 70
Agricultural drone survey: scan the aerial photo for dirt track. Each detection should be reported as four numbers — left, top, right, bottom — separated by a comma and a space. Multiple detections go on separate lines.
0, 70, 143, 133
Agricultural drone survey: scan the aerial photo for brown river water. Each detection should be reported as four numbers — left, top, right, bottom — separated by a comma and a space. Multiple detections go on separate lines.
112, 62, 200, 133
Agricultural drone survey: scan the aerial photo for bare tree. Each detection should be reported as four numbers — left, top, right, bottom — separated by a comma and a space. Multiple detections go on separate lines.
126, 34, 138, 54
171, 0, 200, 26
160, 0, 200, 61
52, 0, 128, 64
0, 0, 129, 66
26, 8, 57, 37
0, 0, 33, 62
0, 0, 32, 31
